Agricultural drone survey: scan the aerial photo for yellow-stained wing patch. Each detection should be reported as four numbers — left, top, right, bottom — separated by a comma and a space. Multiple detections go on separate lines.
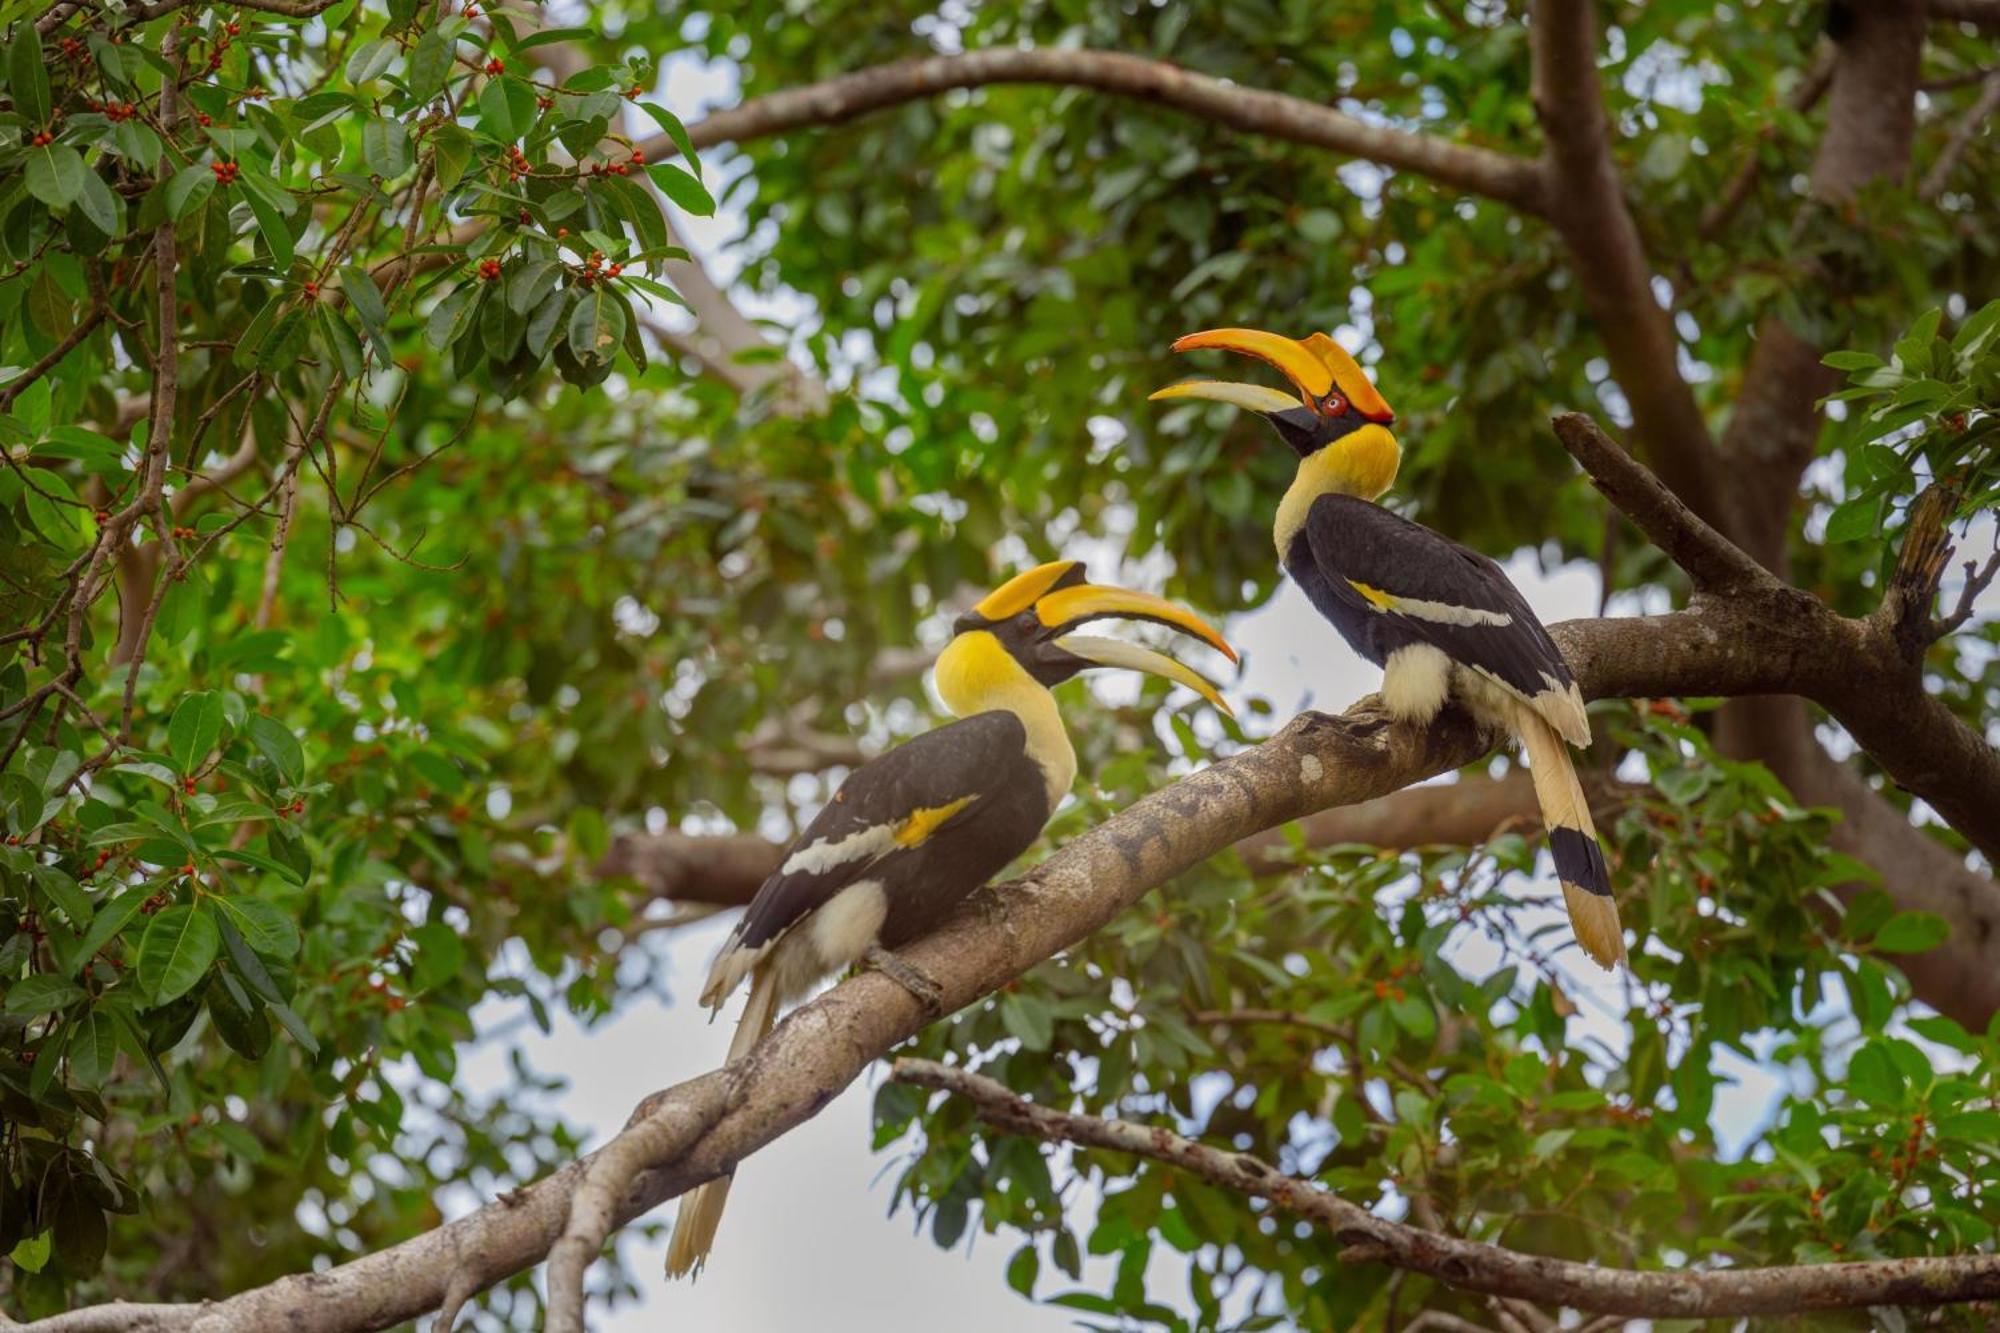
1349, 580, 1399, 612
895, 796, 977, 848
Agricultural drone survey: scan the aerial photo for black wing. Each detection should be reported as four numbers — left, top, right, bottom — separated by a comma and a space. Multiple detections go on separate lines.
730, 710, 1033, 952
1303, 493, 1574, 702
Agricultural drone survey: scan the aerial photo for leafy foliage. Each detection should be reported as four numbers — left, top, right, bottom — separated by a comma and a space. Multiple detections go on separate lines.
0, 0, 1993, 1327
880, 706, 1996, 1330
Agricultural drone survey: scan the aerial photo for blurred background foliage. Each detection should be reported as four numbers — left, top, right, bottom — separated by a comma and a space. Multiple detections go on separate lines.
0, 0, 1996, 1327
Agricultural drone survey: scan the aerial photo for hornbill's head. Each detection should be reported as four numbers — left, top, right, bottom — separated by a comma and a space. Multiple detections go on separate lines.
1149, 328, 1399, 493
940, 560, 1236, 715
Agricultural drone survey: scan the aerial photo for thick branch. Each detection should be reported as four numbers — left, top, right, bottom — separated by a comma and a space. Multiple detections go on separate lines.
1551, 412, 1767, 592
1528, 0, 1729, 531
650, 48, 1549, 215
893, 1059, 2000, 1318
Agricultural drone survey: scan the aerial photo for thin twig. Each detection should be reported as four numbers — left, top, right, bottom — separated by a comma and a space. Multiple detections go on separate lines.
893, 1059, 2000, 1318
1920, 71, 2000, 201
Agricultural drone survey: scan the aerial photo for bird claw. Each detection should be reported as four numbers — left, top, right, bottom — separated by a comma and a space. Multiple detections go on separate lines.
864, 946, 946, 1018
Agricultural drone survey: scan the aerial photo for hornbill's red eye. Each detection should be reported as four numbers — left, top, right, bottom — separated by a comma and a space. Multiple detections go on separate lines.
1320, 392, 1346, 416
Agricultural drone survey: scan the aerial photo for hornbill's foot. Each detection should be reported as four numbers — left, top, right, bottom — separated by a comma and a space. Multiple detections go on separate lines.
865, 946, 946, 1017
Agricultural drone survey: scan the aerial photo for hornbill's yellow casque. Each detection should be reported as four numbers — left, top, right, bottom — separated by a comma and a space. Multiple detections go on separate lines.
665, 562, 1235, 1277
1151, 328, 1624, 971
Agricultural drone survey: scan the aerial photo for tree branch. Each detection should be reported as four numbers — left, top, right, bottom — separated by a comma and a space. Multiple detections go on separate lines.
1697, 49, 1836, 241
892, 1059, 2000, 1318
27, 561, 2000, 1328
1919, 70, 2000, 200
1929, 0, 2000, 27
1550, 412, 1768, 593
647, 48, 1550, 216
1527, 0, 1730, 532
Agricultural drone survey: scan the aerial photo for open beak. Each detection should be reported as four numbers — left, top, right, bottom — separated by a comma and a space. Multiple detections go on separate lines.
1033, 582, 1236, 716
1051, 635, 1234, 717
1149, 326, 1394, 422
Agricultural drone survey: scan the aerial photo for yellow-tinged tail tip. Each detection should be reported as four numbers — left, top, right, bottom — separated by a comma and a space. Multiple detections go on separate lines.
665, 1176, 732, 1280
1562, 881, 1627, 970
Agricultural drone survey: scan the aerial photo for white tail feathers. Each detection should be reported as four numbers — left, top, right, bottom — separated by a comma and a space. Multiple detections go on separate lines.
665, 963, 781, 1279
1511, 707, 1626, 970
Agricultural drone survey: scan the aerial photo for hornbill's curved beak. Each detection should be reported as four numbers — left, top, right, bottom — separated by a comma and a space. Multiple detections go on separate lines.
1148, 327, 1395, 425
1036, 579, 1237, 717
968, 560, 1237, 715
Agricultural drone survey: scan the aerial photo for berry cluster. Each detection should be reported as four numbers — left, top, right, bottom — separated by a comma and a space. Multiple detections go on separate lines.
211, 160, 240, 184
588, 149, 645, 178
575, 251, 622, 286
506, 143, 530, 180
476, 257, 503, 281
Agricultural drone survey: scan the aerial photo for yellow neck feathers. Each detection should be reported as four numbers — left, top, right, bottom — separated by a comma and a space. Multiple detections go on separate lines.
933, 631, 1076, 807
1273, 423, 1402, 557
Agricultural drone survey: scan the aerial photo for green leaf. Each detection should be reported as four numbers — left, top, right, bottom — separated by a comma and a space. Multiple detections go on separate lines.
566, 286, 625, 364
338, 264, 392, 356
515, 27, 595, 51
72, 887, 152, 967
10, 1229, 52, 1275
215, 896, 301, 959
345, 38, 398, 86
507, 259, 561, 315
138, 905, 221, 1004
168, 691, 225, 775
363, 117, 413, 179
1821, 350, 1883, 372
1949, 298, 2000, 360
5, 975, 84, 1017
65, 1010, 118, 1087
1846, 1039, 1906, 1109
426, 285, 478, 350
477, 76, 539, 143
1822, 495, 1880, 544
406, 30, 453, 102
525, 286, 571, 359
240, 175, 295, 269
164, 166, 215, 220
1006, 1244, 1038, 1297
408, 921, 466, 993
26, 145, 87, 208
430, 125, 474, 191
74, 169, 123, 236
51, 1191, 107, 1276
9, 23, 51, 126
647, 163, 715, 217
636, 101, 698, 165
1872, 910, 1950, 953
246, 714, 305, 786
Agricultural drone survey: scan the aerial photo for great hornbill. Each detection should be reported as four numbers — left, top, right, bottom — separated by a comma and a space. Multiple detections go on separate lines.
666, 561, 1235, 1277
1151, 327, 1623, 970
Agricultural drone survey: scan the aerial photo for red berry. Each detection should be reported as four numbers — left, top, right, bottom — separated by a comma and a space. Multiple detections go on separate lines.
485, 58, 505, 76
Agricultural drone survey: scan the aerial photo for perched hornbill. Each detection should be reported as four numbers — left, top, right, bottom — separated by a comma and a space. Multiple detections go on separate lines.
1151, 327, 1624, 970
666, 561, 1235, 1277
